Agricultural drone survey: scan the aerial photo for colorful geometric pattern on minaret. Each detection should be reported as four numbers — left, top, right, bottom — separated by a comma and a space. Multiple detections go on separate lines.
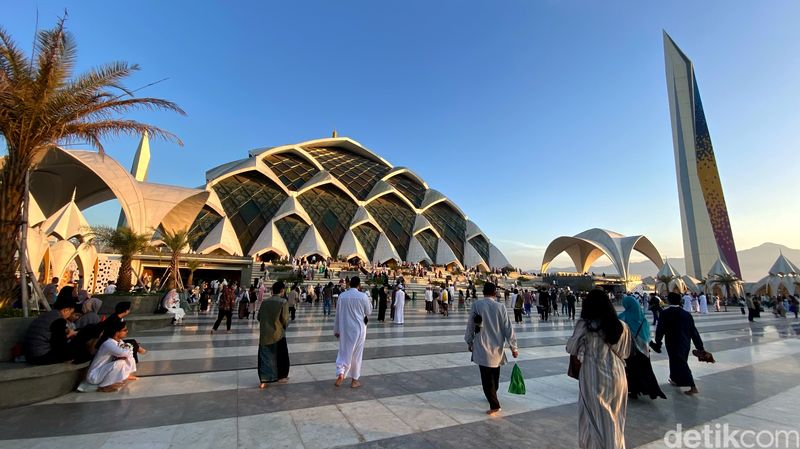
664, 32, 742, 279
691, 78, 742, 277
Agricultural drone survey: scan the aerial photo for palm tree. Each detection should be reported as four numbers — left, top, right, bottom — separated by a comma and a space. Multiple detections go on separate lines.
0, 18, 184, 308
656, 274, 674, 296
185, 259, 202, 289
89, 226, 150, 293
713, 273, 740, 299
160, 228, 190, 291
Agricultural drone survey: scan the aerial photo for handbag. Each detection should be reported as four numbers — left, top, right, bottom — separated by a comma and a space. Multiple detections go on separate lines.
567, 355, 581, 380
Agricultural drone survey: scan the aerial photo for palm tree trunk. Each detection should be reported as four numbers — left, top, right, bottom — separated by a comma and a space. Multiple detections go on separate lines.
0, 157, 26, 308
168, 253, 180, 291
118, 254, 133, 293
187, 270, 195, 289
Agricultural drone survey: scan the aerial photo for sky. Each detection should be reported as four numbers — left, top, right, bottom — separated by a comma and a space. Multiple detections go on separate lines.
3, 1, 800, 271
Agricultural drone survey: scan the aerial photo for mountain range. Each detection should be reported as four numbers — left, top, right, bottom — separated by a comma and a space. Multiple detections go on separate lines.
546, 242, 800, 282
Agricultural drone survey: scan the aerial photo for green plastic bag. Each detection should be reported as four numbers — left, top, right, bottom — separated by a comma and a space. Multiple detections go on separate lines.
508, 362, 526, 395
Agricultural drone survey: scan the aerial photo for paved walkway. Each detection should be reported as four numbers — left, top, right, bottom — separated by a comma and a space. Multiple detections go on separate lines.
2, 301, 799, 448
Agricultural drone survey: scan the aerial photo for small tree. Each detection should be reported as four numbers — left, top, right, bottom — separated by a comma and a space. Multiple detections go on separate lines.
90, 226, 150, 293
713, 273, 739, 299
185, 259, 202, 288
656, 274, 674, 296
161, 228, 190, 291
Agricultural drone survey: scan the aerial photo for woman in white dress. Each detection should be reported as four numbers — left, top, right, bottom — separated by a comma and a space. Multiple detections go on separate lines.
566, 289, 631, 449
86, 320, 137, 392
162, 289, 186, 324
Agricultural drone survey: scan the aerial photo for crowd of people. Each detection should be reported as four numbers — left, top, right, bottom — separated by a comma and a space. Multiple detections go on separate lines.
18, 263, 798, 449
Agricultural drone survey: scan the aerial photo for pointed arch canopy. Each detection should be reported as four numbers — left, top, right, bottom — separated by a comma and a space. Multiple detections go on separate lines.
540, 229, 663, 279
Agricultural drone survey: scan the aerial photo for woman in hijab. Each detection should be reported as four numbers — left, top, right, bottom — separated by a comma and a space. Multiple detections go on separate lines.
161, 289, 186, 325
377, 285, 388, 323
75, 295, 102, 329
619, 295, 666, 400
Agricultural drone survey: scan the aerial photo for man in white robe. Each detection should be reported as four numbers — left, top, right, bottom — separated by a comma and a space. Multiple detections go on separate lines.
682, 293, 693, 313
394, 286, 406, 325
334, 276, 372, 388
698, 293, 709, 314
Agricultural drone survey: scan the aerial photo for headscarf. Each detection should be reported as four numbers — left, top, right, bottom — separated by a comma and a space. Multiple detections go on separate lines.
618, 295, 650, 355
162, 289, 178, 308
82, 296, 102, 314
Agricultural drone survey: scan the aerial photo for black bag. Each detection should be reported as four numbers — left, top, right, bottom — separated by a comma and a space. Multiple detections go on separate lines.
567, 355, 581, 380
238, 300, 249, 319
364, 316, 369, 325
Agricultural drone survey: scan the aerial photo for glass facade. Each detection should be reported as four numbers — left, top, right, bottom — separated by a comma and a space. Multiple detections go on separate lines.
353, 223, 380, 261
275, 214, 310, 256
469, 235, 490, 264
190, 141, 505, 266
416, 229, 439, 262
304, 146, 390, 200
365, 193, 415, 260
298, 184, 358, 256
187, 207, 223, 250
263, 152, 319, 190
212, 172, 287, 254
386, 173, 426, 208
423, 202, 466, 263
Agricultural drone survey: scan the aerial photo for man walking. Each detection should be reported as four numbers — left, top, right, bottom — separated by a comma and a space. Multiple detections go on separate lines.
287, 286, 299, 321
539, 288, 550, 321
465, 282, 518, 415
652, 292, 705, 395
211, 284, 235, 334
334, 276, 372, 388
566, 289, 577, 320
257, 281, 290, 388
394, 285, 405, 325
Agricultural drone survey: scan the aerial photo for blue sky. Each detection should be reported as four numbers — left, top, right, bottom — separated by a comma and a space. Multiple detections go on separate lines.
4, 0, 799, 270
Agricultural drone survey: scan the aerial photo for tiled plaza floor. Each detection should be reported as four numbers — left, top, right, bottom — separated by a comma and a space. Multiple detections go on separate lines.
1, 300, 799, 448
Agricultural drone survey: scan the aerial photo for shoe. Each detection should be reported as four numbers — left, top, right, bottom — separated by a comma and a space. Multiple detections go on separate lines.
278, 378, 289, 384
334, 374, 345, 387
351, 379, 362, 388
486, 408, 501, 416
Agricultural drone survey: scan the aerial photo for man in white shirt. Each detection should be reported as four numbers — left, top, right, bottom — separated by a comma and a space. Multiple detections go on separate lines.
334, 276, 372, 388
103, 281, 117, 295
424, 286, 433, 314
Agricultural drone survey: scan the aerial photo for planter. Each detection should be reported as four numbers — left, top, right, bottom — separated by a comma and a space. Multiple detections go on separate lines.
0, 317, 35, 362
96, 294, 162, 316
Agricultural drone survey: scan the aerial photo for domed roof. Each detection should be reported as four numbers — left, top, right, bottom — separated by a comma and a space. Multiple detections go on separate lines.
199, 136, 508, 268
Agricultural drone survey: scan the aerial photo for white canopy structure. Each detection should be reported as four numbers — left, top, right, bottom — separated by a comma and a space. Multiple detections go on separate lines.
654, 260, 701, 294
540, 229, 663, 280
749, 254, 799, 296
